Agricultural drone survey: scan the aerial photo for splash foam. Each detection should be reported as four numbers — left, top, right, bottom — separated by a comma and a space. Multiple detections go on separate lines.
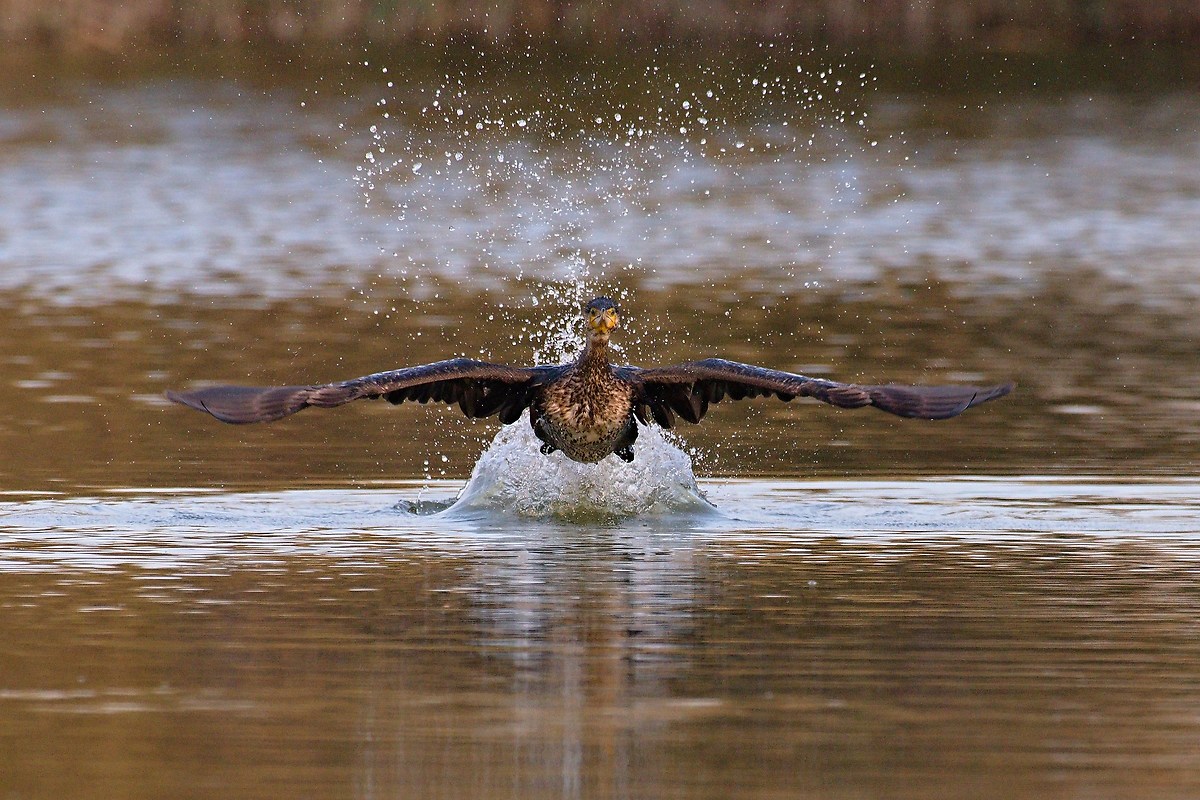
446, 412, 713, 520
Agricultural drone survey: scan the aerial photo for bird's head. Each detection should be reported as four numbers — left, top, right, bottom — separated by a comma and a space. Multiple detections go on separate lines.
584, 297, 621, 342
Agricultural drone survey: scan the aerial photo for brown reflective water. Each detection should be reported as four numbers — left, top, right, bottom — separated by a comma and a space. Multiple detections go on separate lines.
2, 49, 1200, 798
4, 482, 1200, 798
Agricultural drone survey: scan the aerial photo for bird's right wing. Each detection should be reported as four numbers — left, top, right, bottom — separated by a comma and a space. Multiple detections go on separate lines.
167, 358, 560, 425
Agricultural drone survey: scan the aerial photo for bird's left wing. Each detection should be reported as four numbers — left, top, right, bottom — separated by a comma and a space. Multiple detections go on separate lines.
167, 358, 559, 425
621, 358, 1013, 428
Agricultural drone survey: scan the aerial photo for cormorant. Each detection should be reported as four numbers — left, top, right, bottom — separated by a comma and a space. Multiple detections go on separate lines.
167, 297, 1013, 463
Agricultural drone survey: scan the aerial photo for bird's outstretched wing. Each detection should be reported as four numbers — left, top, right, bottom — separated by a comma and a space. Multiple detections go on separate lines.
167, 358, 560, 425
621, 358, 1013, 428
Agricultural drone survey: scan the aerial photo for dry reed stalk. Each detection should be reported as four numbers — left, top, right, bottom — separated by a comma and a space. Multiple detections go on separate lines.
2, 0, 1199, 50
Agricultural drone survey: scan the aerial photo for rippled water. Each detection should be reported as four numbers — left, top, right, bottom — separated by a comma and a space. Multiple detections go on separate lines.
2, 48, 1200, 798
4, 475, 1200, 798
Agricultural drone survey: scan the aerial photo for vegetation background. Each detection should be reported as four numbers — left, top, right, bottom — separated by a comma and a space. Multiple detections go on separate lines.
3, 0, 1198, 52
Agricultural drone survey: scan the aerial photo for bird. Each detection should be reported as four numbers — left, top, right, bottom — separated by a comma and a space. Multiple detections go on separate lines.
166, 297, 1014, 464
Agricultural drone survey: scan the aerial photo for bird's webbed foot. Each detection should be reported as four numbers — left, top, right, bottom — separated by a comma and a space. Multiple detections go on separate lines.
531, 412, 557, 456
614, 421, 637, 462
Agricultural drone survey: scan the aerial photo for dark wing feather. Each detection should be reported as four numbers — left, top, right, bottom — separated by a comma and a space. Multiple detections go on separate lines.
166, 358, 557, 425
622, 358, 1013, 428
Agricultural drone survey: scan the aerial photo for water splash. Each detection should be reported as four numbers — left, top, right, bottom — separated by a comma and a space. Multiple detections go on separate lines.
349, 48, 878, 327
446, 412, 714, 520
340, 49, 899, 492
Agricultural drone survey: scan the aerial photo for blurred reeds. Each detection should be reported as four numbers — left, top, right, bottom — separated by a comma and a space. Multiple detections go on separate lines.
2, 0, 1199, 52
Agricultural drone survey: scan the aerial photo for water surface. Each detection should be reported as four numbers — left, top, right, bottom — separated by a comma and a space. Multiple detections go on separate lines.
2, 49, 1200, 799
3, 477, 1200, 798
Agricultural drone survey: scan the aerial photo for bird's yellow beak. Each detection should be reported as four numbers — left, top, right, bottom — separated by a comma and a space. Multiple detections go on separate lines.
589, 307, 620, 333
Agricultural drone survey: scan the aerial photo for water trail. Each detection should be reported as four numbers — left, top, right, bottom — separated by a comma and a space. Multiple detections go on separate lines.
446, 412, 714, 520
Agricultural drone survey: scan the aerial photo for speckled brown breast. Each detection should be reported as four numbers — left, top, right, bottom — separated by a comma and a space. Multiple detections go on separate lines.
536, 366, 636, 463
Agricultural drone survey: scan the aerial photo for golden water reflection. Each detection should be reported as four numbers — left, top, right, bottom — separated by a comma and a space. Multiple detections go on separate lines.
3, 50, 1200, 800
3, 481, 1200, 798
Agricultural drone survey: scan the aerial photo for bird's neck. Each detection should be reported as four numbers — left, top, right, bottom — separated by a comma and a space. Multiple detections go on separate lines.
576, 334, 611, 374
